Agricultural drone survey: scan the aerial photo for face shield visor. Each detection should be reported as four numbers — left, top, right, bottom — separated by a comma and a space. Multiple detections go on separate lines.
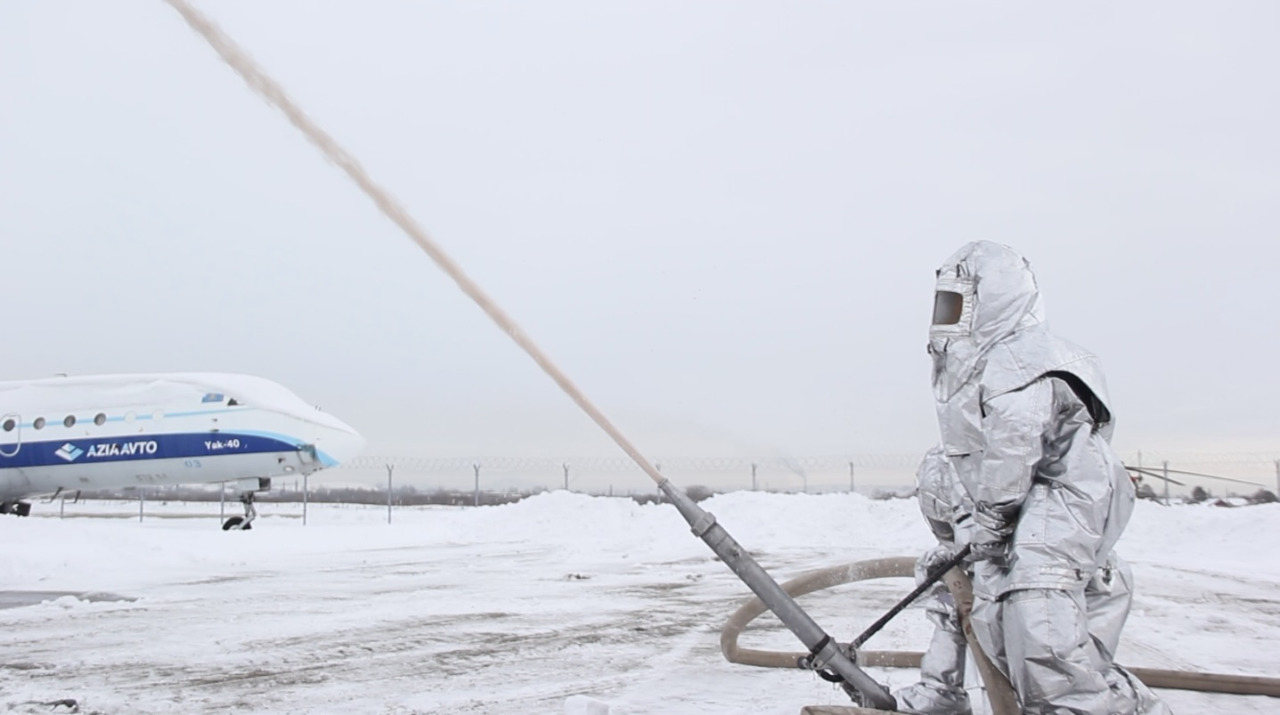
928, 277, 975, 340
932, 291, 964, 326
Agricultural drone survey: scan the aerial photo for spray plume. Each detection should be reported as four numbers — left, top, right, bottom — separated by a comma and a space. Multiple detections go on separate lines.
162, 0, 669, 489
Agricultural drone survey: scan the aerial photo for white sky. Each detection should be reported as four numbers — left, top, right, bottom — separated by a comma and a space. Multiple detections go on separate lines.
2, 2, 1278, 488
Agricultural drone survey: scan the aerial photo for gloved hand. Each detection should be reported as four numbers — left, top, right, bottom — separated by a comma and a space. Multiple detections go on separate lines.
915, 544, 962, 620
915, 543, 962, 586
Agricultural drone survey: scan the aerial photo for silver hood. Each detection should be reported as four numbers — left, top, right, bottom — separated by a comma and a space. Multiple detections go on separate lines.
928, 241, 1044, 403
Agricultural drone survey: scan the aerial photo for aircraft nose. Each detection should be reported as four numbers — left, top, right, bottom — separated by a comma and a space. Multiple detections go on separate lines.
314, 420, 366, 468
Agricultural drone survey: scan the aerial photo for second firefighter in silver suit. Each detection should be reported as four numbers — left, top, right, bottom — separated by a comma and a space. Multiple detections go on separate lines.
894, 447, 1164, 714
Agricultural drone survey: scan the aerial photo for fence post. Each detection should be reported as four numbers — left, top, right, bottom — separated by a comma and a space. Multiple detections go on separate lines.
751, 463, 757, 492
563, 463, 570, 492
387, 464, 394, 524
473, 463, 480, 507
849, 462, 855, 493
303, 474, 309, 526
138, 494, 144, 523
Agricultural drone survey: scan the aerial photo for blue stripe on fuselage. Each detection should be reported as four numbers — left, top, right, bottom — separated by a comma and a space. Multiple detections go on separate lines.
0, 432, 303, 469
233, 430, 334, 467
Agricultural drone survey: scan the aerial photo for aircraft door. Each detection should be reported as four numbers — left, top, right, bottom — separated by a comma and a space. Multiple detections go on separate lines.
0, 414, 21, 457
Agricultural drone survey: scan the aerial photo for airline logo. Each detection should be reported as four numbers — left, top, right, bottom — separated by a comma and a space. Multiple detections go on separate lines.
86, 441, 159, 458
55, 443, 84, 462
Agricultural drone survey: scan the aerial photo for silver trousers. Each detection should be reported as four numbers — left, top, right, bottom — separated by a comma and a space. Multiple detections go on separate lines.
971, 585, 1172, 714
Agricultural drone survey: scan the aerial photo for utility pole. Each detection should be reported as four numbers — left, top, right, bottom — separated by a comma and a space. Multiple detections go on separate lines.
473, 463, 480, 507
386, 464, 394, 524
303, 474, 309, 526
1141, 447, 1152, 498
1163, 461, 1170, 505
1274, 459, 1279, 498
849, 462, 856, 494
751, 463, 757, 492
563, 463, 570, 492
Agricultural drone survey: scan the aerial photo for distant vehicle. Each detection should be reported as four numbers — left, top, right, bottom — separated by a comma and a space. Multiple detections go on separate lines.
0, 372, 364, 529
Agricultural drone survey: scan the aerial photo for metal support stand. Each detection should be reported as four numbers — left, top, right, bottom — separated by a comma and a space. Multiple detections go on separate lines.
239, 491, 257, 528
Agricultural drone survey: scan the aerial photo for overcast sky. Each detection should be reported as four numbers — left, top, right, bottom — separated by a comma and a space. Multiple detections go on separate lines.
2, 2, 1277, 488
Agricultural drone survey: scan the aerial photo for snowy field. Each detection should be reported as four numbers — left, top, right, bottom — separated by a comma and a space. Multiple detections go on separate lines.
1, 492, 1277, 714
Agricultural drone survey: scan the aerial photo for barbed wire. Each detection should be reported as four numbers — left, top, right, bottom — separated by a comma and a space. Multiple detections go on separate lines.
335, 451, 1280, 475
1114, 451, 1280, 466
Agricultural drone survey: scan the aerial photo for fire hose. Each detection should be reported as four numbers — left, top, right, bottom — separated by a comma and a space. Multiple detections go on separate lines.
721, 556, 1280, 711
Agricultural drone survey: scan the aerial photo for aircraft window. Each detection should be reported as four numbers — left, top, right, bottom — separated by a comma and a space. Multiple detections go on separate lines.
94, 413, 107, 426
34, 417, 45, 430
64, 415, 76, 428
2, 419, 13, 432
124, 411, 136, 423
152, 409, 165, 422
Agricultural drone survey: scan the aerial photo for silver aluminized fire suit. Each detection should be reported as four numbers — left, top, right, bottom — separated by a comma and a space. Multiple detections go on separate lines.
894, 447, 1164, 715
925, 241, 1170, 714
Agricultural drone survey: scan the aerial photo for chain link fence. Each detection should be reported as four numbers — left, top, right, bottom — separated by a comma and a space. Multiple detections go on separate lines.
328, 451, 1280, 497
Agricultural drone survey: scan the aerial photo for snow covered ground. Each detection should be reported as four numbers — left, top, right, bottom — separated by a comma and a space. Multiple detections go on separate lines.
1, 492, 1276, 714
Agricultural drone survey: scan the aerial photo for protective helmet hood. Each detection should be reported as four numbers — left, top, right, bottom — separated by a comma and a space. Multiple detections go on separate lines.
916, 446, 956, 543
929, 241, 1045, 401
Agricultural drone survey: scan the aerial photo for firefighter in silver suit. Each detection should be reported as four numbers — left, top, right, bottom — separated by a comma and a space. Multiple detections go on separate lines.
925, 241, 1170, 714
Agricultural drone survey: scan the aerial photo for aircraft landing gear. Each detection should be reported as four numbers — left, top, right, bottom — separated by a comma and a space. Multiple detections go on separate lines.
221, 491, 257, 531
1, 501, 32, 517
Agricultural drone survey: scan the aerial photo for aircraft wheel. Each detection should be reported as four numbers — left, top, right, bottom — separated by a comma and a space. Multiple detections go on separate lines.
222, 516, 244, 531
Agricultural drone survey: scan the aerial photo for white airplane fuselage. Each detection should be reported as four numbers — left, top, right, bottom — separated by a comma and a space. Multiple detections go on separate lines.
0, 372, 364, 507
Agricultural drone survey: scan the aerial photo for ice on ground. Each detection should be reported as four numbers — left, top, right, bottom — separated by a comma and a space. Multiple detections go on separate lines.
1, 492, 1276, 714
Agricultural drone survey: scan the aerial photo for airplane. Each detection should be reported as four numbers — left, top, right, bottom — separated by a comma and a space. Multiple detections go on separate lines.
0, 372, 365, 529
